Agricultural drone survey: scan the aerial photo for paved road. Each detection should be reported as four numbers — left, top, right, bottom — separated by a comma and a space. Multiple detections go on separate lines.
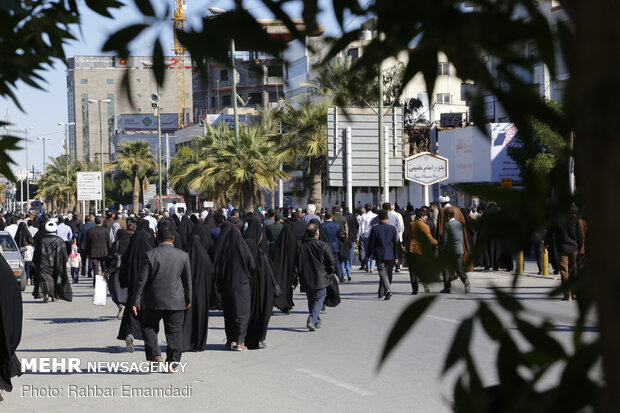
2, 262, 593, 412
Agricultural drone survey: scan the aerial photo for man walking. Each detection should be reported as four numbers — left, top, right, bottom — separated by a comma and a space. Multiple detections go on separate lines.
78, 216, 95, 278
367, 209, 399, 300
406, 209, 437, 294
358, 204, 378, 273
552, 205, 584, 300
440, 209, 471, 294
323, 210, 344, 282
86, 216, 111, 283
132, 227, 192, 367
297, 225, 336, 331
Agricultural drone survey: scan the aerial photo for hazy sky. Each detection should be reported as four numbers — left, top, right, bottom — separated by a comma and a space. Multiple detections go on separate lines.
1, 0, 349, 174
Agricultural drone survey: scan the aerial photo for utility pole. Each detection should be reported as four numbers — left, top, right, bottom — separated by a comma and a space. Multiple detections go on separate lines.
231, 38, 239, 141
156, 84, 163, 211
19, 127, 33, 211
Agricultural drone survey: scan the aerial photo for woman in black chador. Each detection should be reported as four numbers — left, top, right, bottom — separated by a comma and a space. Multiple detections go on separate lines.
117, 220, 154, 352
182, 235, 213, 352
0, 255, 22, 401
244, 218, 274, 349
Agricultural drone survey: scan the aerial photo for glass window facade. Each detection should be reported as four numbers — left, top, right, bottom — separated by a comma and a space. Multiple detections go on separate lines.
81, 94, 90, 160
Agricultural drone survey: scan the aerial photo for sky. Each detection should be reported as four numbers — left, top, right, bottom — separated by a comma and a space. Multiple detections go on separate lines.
1, 0, 351, 174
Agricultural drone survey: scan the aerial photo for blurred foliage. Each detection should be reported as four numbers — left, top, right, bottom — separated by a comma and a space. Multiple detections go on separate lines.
509, 100, 568, 175
0, 0, 605, 411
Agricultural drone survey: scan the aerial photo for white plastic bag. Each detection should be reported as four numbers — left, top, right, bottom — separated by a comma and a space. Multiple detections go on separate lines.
92, 274, 107, 306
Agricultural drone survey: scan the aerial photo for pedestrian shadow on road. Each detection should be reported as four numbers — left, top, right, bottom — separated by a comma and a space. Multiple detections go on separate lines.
32, 317, 117, 324
18, 346, 127, 354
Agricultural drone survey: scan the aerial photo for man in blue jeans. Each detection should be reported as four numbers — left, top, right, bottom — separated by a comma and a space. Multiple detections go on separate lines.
296, 225, 336, 331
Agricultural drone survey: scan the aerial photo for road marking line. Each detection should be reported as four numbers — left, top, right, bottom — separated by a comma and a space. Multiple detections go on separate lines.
294, 368, 375, 396
424, 315, 460, 324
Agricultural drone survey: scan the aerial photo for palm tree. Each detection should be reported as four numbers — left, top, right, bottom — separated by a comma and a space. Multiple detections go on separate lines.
114, 140, 157, 213
171, 122, 286, 211
273, 100, 327, 210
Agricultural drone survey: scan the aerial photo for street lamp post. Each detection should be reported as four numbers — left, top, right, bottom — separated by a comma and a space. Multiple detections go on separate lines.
19, 127, 33, 211
35, 136, 52, 170
88, 99, 111, 214
58, 121, 75, 212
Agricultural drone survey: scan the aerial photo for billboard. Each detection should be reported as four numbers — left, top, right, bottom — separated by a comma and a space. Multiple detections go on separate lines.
438, 123, 521, 183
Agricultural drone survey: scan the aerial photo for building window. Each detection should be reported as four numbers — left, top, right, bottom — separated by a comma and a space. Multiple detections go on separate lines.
248, 92, 262, 106
211, 97, 216, 107
219, 69, 228, 81
436, 93, 451, 104
437, 63, 450, 76
222, 94, 231, 106
137, 108, 142, 112
137, 93, 141, 98
269, 91, 279, 103
80, 79, 88, 84
106, 79, 114, 84
267, 65, 283, 77
136, 78, 140, 83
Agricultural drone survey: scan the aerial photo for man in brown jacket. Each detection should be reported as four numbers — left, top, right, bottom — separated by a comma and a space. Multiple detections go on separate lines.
406, 209, 438, 294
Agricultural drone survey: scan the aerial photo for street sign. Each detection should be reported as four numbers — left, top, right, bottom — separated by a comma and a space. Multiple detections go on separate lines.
77, 172, 102, 201
404, 152, 449, 185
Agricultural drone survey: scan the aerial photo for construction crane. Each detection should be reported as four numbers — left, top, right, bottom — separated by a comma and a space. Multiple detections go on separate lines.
172, 0, 187, 128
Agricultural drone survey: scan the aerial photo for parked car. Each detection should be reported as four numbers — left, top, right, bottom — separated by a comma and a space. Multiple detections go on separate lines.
0, 231, 26, 291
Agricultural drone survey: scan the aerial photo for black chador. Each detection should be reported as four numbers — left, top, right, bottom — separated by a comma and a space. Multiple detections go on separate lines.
182, 235, 213, 352
0, 256, 22, 394
244, 230, 274, 349
213, 222, 255, 348
178, 215, 195, 251
117, 221, 154, 342
271, 225, 297, 313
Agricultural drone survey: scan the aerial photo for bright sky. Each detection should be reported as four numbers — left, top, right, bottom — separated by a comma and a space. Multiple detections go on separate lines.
1, 0, 351, 174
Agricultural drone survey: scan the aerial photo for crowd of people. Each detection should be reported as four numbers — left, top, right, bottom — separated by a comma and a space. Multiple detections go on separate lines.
0, 196, 587, 398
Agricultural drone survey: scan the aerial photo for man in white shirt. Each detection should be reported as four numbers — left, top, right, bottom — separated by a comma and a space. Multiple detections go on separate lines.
4, 217, 18, 239
358, 203, 378, 272
27, 220, 38, 238
56, 215, 73, 242
144, 211, 158, 233
384, 203, 405, 272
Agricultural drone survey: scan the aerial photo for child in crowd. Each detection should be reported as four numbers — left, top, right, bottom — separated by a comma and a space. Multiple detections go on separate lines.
69, 237, 81, 284
23, 239, 34, 286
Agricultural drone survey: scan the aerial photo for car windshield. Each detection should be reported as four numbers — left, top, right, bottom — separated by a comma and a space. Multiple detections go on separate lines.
0, 235, 18, 252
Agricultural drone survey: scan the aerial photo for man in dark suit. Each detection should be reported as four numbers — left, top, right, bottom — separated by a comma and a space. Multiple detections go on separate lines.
85, 216, 110, 280
78, 215, 95, 277
367, 209, 399, 300
132, 227, 192, 366
322, 210, 344, 282
440, 209, 471, 294
296, 224, 336, 331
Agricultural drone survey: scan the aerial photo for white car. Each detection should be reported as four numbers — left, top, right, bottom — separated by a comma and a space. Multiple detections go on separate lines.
0, 231, 26, 291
